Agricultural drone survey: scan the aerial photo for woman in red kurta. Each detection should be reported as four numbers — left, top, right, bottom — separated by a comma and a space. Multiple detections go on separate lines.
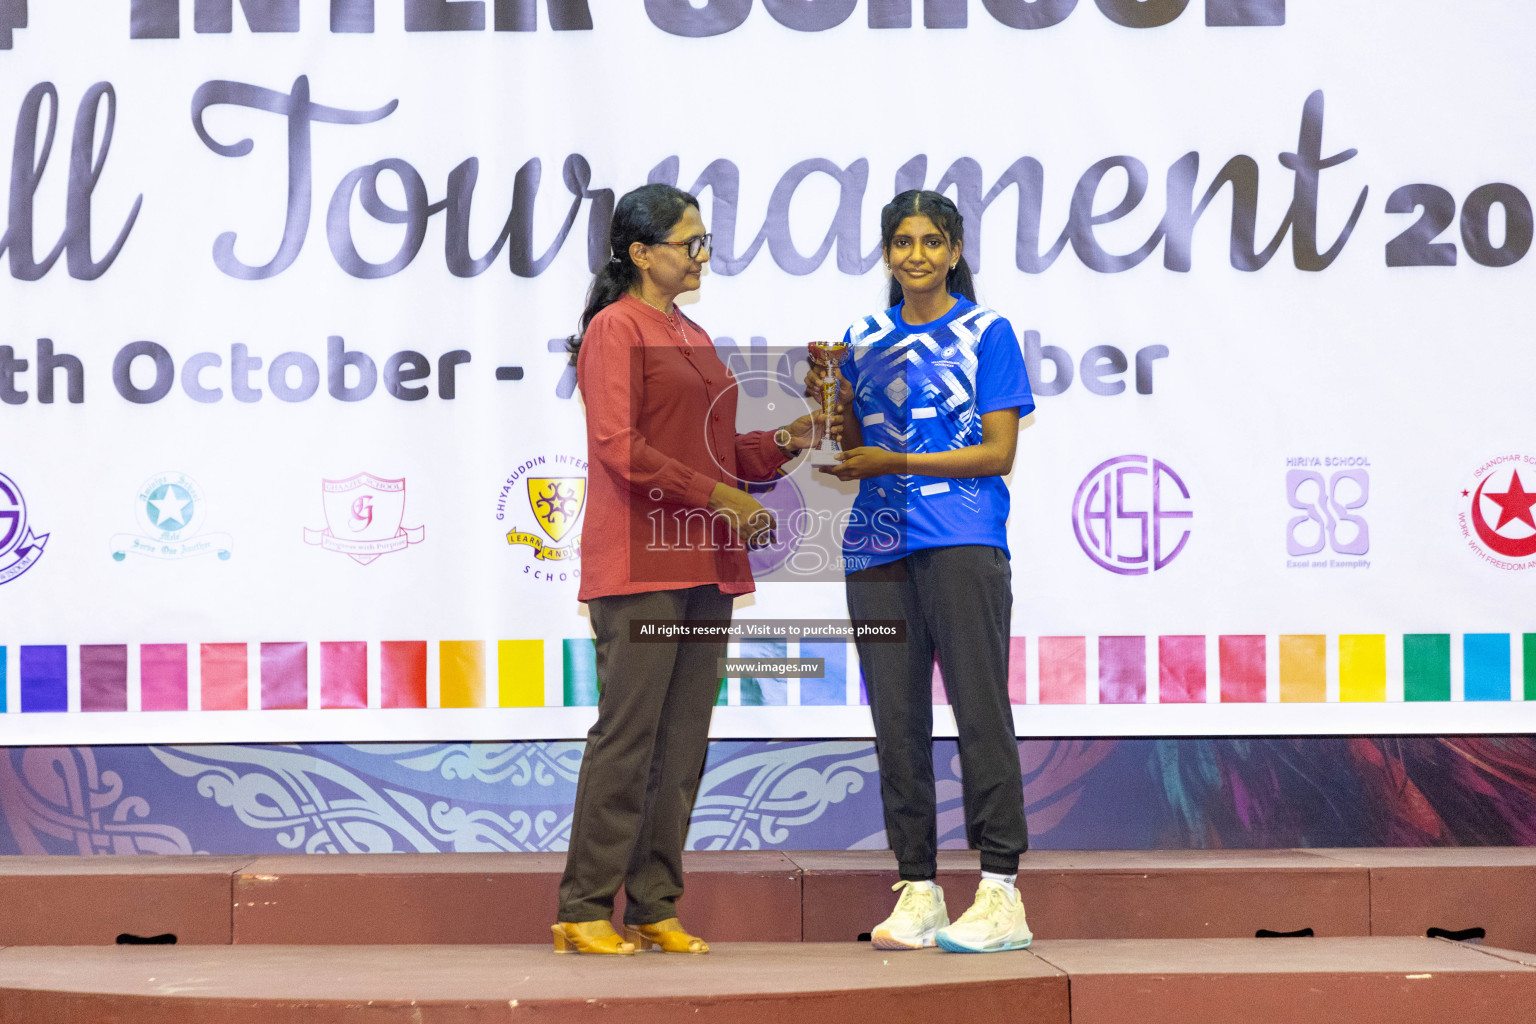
553, 184, 819, 955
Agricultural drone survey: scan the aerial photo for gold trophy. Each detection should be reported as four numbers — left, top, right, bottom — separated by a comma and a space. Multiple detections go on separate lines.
808, 340, 850, 466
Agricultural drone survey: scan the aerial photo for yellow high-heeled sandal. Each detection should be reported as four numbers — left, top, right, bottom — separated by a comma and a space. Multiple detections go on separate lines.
622, 918, 709, 954
551, 920, 637, 954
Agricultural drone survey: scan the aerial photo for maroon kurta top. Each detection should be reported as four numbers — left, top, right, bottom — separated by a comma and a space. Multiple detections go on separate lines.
576, 294, 788, 602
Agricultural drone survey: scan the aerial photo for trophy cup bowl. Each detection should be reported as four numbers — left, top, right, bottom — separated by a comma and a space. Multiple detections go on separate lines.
808, 340, 850, 466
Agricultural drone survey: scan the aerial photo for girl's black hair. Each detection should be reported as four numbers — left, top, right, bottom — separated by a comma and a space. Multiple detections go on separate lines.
880, 189, 976, 309
567, 183, 701, 363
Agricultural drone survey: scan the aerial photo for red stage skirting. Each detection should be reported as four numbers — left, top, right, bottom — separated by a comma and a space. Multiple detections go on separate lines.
2, 848, 1533, 948
1, 938, 1534, 1023
2, 849, 1535, 1021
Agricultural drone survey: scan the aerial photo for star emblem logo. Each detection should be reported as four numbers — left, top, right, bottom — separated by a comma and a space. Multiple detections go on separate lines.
116, 472, 231, 561
1482, 470, 1536, 532
1466, 462, 1536, 562
146, 484, 194, 532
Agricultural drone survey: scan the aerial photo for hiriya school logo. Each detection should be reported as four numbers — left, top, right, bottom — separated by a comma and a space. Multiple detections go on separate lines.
1072, 455, 1193, 575
305, 473, 424, 565
1460, 456, 1536, 571
499, 453, 587, 581
0, 472, 47, 585
1285, 458, 1370, 569
111, 472, 233, 562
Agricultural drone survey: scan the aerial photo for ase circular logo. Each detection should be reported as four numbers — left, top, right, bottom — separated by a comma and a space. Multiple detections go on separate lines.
1072, 455, 1193, 575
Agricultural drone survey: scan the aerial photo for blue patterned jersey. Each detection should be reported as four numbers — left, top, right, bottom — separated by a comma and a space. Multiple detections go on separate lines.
838, 297, 1034, 572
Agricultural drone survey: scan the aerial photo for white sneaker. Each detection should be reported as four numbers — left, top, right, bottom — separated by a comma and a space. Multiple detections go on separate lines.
870, 880, 948, 950
935, 881, 1033, 953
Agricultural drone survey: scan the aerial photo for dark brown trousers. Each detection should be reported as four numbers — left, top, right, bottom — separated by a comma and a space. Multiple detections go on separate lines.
556, 584, 730, 924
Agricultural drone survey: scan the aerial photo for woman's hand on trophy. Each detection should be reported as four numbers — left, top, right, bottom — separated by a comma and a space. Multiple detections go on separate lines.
816, 446, 904, 482
783, 409, 836, 451
708, 483, 777, 549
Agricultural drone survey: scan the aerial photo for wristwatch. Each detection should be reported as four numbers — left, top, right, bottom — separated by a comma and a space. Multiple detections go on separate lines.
773, 428, 795, 459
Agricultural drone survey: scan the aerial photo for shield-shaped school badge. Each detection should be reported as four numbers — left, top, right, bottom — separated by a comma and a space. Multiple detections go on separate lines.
529, 477, 586, 544
507, 476, 585, 563
304, 473, 425, 565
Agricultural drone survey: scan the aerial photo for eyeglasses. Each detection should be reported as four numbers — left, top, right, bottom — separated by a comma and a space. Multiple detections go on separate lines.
653, 233, 712, 260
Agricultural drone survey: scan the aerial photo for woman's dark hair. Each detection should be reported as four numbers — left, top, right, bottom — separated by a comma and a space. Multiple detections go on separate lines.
880, 189, 976, 308
567, 183, 700, 362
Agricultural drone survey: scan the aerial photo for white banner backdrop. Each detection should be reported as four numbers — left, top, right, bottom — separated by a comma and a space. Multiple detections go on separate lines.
1, 0, 1533, 743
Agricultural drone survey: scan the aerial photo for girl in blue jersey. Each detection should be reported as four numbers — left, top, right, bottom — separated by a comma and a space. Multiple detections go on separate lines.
811, 190, 1035, 953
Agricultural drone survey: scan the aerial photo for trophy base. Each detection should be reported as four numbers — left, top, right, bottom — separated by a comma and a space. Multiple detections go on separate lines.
809, 446, 842, 467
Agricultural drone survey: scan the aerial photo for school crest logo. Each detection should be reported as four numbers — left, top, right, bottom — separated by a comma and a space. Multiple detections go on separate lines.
0, 471, 47, 585
528, 477, 586, 546
305, 473, 425, 565
111, 472, 233, 561
498, 453, 587, 580
1460, 456, 1536, 571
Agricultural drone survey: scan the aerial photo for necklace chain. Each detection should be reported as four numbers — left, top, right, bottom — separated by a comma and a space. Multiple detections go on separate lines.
637, 293, 692, 348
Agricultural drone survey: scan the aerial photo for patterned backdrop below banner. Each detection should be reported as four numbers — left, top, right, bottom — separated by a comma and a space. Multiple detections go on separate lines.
2, 737, 1535, 857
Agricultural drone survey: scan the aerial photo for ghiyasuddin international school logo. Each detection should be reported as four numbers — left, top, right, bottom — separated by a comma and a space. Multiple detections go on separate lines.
0, 472, 47, 585
1460, 455, 1536, 571
499, 454, 586, 580
1072, 455, 1193, 575
111, 472, 233, 562
305, 473, 425, 565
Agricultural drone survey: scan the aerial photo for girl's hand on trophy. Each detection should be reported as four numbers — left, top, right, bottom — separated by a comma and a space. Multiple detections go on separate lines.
802, 361, 824, 396
817, 447, 903, 481
823, 407, 843, 442
802, 356, 852, 407
783, 411, 831, 451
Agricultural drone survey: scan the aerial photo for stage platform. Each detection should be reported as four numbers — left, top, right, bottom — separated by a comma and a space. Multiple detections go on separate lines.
0, 938, 1532, 1023
3, 847, 1534, 950
3, 850, 1535, 1021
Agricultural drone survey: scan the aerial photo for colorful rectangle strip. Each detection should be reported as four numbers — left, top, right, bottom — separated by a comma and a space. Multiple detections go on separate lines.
497, 640, 543, 707
1219, 635, 1265, 703
20, 645, 66, 712
800, 641, 847, 705
1279, 635, 1325, 703
1099, 636, 1146, 704
201, 643, 248, 711
1464, 633, 1510, 702
739, 641, 787, 707
1527, 634, 1536, 702
381, 641, 427, 709
1338, 634, 1386, 703
260, 642, 308, 710
81, 645, 128, 712
1039, 637, 1086, 704
0, 647, 6, 714
563, 639, 598, 707
440, 641, 485, 708
1158, 635, 1206, 704
1403, 634, 1450, 702
321, 642, 368, 709
10, 632, 1536, 714
141, 644, 188, 712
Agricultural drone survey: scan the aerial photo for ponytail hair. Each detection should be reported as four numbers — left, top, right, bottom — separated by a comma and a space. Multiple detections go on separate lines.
880, 189, 976, 309
567, 183, 700, 363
